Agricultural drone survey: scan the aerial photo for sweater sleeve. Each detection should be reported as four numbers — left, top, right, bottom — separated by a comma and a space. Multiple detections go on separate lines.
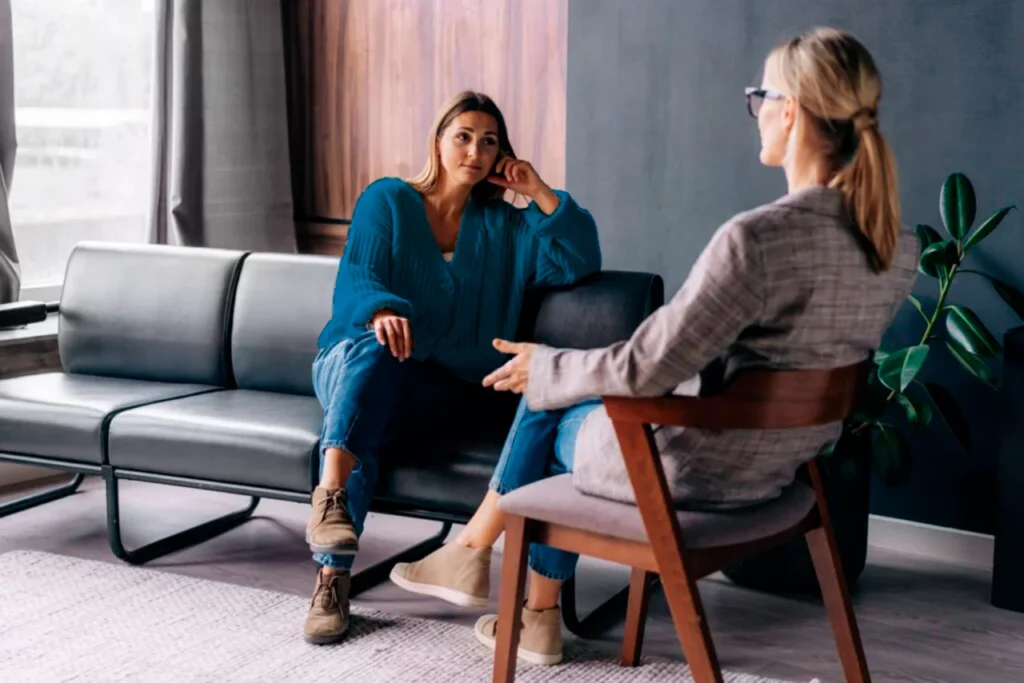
524, 217, 765, 410
331, 183, 413, 329
517, 190, 602, 287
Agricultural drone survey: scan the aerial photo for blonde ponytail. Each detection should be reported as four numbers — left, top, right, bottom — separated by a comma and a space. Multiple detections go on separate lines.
767, 28, 901, 272
829, 118, 901, 271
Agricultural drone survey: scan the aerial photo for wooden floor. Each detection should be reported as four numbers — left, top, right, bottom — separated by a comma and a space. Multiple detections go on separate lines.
3, 476, 1023, 683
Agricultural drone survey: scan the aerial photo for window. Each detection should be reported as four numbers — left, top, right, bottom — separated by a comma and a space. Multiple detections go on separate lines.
10, 0, 156, 296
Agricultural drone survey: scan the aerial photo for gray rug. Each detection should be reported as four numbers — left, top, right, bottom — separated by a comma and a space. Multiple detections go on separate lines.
0, 551, 817, 682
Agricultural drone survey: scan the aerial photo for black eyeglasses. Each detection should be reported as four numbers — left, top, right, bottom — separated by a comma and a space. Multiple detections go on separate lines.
745, 87, 786, 118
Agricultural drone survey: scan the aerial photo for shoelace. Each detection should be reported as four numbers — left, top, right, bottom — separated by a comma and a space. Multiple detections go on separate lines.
312, 576, 338, 610
316, 490, 345, 525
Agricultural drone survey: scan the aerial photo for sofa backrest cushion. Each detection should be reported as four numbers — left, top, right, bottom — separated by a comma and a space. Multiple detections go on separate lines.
518, 271, 664, 349
59, 242, 245, 385
230, 253, 337, 395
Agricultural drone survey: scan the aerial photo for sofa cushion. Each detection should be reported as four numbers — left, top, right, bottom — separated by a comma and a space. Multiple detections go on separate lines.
497, 474, 816, 550
107, 389, 321, 493
0, 373, 216, 464
376, 434, 505, 518
59, 242, 245, 385
230, 254, 338, 395
518, 271, 664, 349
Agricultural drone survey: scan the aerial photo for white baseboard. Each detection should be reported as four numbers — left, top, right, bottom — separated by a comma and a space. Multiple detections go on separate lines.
868, 514, 994, 571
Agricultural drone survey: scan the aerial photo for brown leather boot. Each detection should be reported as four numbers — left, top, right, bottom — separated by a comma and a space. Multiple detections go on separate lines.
306, 486, 359, 555
303, 568, 351, 645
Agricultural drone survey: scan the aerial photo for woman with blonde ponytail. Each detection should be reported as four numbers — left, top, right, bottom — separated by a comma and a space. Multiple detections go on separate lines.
391, 28, 919, 667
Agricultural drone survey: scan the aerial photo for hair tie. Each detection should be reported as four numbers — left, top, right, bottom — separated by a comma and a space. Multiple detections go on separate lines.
851, 108, 878, 132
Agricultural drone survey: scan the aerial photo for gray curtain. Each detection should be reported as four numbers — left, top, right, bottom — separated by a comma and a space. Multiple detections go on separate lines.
149, 0, 296, 252
0, 0, 18, 303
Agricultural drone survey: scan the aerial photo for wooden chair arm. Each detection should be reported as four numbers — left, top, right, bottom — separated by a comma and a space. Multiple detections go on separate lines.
603, 393, 850, 430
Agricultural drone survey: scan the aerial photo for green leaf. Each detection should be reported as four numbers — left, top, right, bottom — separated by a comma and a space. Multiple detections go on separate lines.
897, 392, 933, 430
945, 305, 1001, 357
923, 382, 971, 450
940, 172, 977, 241
919, 240, 958, 279
917, 224, 937, 250
988, 276, 1024, 322
873, 349, 890, 365
907, 294, 929, 322
878, 345, 930, 392
872, 425, 912, 486
945, 340, 997, 388
963, 206, 1016, 252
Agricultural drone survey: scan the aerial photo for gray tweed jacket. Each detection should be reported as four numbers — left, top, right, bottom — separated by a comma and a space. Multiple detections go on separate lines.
525, 186, 919, 509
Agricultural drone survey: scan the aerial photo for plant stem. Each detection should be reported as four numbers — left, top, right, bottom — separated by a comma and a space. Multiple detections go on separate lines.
852, 262, 959, 436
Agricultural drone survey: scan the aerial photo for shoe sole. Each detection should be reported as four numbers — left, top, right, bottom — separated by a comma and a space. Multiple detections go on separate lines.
303, 622, 349, 646
473, 624, 563, 666
306, 531, 358, 555
388, 566, 488, 609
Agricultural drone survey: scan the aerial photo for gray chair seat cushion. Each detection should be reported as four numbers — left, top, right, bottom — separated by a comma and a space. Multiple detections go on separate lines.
107, 389, 322, 493
0, 372, 216, 464
497, 474, 815, 550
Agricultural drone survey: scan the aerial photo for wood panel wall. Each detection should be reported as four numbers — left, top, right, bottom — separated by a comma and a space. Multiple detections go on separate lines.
283, 0, 568, 255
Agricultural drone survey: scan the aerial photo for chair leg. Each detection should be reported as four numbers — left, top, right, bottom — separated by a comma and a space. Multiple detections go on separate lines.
660, 573, 722, 683
620, 568, 655, 667
806, 526, 871, 682
492, 514, 530, 683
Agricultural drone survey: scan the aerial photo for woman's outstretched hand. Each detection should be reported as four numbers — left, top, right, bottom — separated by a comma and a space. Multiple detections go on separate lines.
370, 308, 413, 361
487, 158, 560, 215
483, 339, 538, 394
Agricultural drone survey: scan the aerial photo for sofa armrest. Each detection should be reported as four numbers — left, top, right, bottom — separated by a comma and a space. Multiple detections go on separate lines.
0, 300, 54, 328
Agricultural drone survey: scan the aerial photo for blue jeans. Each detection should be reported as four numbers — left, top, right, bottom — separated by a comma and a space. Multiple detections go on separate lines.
311, 331, 475, 570
490, 397, 601, 581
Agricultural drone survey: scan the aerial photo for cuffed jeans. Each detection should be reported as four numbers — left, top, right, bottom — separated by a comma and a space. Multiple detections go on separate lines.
490, 397, 601, 581
311, 331, 474, 570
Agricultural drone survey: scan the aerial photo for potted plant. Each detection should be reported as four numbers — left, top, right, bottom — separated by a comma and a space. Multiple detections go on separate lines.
725, 172, 1019, 594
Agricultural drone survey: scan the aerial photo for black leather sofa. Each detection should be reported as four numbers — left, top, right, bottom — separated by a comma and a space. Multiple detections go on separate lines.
0, 241, 663, 632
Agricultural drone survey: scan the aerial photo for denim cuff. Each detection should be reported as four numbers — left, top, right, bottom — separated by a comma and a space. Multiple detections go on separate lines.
314, 551, 354, 571
527, 557, 574, 582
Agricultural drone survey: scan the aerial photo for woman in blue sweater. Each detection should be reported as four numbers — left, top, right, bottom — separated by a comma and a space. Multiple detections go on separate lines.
303, 91, 601, 644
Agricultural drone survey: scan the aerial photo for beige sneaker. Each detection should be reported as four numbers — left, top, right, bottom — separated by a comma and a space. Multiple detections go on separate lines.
474, 604, 563, 666
307, 486, 358, 555
303, 569, 351, 645
389, 543, 491, 608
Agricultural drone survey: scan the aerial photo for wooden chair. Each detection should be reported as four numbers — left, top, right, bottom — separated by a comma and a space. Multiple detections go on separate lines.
491, 363, 871, 683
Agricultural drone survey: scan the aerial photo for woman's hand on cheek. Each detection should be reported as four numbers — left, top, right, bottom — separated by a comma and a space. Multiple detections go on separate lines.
482, 339, 537, 394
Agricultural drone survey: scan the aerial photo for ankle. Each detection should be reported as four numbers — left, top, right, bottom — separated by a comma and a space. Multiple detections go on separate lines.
321, 566, 338, 577
525, 600, 558, 612
319, 481, 344, 492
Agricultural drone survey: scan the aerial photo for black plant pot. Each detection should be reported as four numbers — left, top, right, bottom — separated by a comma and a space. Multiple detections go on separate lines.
722, 434, 871, 595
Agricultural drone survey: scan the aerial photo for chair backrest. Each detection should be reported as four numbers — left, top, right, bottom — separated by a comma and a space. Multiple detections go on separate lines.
604, 363, 868, 430
518, 271, 664, 349
230, 253, 338, 395
59, 242, 245, 385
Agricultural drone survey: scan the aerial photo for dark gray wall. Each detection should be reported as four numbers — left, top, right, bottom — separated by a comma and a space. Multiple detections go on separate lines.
567, 0, 1024, 533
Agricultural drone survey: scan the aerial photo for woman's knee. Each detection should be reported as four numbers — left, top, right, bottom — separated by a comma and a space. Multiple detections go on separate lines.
315, 331, 401, 404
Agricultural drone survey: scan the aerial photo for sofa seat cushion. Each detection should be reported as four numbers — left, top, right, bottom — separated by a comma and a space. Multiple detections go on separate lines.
498, 474, 816, 550
107, 390, 322, 493
375, 433, 505, 519
0, 372, 217, 464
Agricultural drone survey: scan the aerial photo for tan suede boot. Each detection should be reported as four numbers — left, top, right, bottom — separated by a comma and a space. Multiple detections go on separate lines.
303, 569, 351, 645
306, 486, 358, 555
389, 543, 491, 608
474, 604, 563, 666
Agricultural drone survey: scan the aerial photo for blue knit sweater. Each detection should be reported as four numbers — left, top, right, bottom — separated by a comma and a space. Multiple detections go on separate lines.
318, 177, 602, 383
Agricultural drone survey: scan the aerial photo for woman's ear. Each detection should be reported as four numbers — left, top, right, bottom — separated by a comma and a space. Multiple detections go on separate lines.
782, 95, 798, 133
